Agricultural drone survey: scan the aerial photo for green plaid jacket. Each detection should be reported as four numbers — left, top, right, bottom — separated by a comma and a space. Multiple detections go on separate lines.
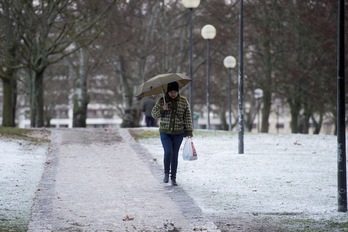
151, 94, 193, 136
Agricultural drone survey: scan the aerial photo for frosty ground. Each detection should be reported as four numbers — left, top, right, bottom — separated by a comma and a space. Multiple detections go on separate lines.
133, 128, 348, 231
0, 130, 49, 231
1, 128, 348, 231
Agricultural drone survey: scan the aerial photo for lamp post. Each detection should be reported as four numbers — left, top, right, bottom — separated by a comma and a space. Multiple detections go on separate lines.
238, 0, 244, 154
337, 0, 346, 212
182, 0, 200, 119
223, 56, 237, 131
201, 24, 216, 130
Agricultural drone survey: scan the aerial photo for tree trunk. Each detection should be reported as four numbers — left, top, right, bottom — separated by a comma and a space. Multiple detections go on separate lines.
260, 35, 272, 133
29, 69, 45, 128
118, 55, 140, 128
301, 102, 312, 134
73, 95, 89, 127
245, 91, 258, 132
261, 90, 271, 133
29, 71, 36, 127
219, 105, 228, 131
1, 75, 16, 127
301, 113, 311, 134
288, 98, 301, 133
35, 73, 45, 127
73, 48, 89, 128
44, 105, 52, 127
1, 0, 18, 127
311, 112, 323, 134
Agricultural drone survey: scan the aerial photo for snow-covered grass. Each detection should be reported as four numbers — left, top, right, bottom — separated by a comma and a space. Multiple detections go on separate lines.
132, 128, 348, 230
0, 129, 49, 231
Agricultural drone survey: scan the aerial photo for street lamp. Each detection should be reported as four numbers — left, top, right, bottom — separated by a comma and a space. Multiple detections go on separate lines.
182, 0, 201, 120
201, 24, 216, 130
337, 0, 346, 212
223, 56, 237, 131
238, 0, 244, 154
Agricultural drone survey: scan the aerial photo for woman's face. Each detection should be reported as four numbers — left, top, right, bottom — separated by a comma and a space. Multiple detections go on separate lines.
168, 90, 178, 99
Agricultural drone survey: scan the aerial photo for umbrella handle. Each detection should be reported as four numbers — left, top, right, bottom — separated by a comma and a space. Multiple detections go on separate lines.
162, 86, 166, 104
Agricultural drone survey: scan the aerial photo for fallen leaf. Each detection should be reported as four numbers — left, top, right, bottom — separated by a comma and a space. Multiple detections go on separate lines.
122, 215, 134, 221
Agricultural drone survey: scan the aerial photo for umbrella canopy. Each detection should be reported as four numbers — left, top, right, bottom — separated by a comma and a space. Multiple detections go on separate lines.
135, 73, 191, 97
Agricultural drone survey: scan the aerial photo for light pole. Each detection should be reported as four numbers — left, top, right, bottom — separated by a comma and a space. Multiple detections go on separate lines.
238, 0, 244, 154
223, 56, 237, 131
337, 0, 346, 212
201, 24, 216, 130
182, 0, 200, 119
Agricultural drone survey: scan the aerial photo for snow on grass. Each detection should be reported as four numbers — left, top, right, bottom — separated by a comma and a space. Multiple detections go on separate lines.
136, 129, 347, 222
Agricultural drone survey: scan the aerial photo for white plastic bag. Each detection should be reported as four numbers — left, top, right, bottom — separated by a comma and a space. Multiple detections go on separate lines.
182, 137, 198, 161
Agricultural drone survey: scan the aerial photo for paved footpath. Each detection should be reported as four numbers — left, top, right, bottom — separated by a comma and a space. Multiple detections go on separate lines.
28, 128, 219, 232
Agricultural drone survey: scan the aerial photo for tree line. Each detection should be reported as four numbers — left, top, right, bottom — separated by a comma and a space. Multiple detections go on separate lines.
0, 0, 346, 134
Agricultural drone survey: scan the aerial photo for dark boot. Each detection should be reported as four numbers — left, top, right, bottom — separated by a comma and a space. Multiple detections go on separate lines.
163, 173, 169, 183
171, 178, 178, 186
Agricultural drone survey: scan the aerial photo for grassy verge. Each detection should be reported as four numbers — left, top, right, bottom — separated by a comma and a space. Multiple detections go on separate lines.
0, 127, 50, 232
128, 128, 159, 141
279, 217, 348, 232
0, 220, 28, 232
0, 127, 50, 142
128, 128, 235, 141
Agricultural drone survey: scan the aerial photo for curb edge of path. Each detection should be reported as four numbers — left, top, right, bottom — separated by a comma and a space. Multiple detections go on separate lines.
28, 129, 60, 232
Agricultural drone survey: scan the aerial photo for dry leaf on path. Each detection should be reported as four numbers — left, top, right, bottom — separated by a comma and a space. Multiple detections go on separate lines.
122, 215, 134, 221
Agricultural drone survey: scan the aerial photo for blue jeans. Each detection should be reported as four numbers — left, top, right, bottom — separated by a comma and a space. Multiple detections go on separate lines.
160, 132, 184, 179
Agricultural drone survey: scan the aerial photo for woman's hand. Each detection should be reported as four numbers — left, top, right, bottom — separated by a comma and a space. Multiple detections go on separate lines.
163, 103, 169, 111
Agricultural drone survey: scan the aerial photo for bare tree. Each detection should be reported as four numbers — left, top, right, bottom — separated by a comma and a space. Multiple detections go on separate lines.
7, 0, 115, 127
0, 0, 22, 127
278, 0, 337, 133
95, 0, 188, 127
240, 0, 338, 134
1, 0, 343, 133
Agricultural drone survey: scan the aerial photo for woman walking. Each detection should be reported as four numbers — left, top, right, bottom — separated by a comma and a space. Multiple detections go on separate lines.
151, 81, 193, 186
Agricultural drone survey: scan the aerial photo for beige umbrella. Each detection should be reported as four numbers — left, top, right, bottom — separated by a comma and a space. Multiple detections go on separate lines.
135, 73, 191, 98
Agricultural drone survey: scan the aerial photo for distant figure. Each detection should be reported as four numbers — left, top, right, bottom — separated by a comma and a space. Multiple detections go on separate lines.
142, 96, 156, 127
